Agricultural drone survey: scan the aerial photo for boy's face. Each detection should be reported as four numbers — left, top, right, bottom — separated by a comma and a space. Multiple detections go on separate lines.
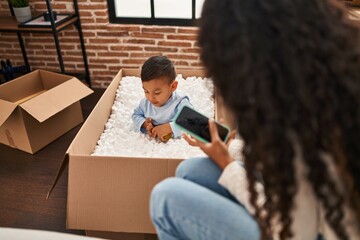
142, 77, 178, 107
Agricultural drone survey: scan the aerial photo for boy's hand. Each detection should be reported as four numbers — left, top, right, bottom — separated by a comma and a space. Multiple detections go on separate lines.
143, 118, 155, 138
152, 123, 173, 142
183, 120, 236, 169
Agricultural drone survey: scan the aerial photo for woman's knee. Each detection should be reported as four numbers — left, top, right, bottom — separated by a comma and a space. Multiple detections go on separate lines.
150, 178, 179, 218
176, 157, 214, 178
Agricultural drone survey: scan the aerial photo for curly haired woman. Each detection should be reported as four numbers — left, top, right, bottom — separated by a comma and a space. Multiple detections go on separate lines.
150, 0, 360, 239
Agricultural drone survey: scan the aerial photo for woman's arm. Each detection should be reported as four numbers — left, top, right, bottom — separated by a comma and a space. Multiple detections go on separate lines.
219, 161, 265, 215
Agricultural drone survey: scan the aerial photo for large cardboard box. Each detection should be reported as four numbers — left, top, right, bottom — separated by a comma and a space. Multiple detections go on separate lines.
49, 68, 232, 237
0, 70, 93, 154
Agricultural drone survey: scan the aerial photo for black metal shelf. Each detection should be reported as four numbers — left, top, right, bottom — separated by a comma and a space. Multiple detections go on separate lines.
1, 0, 91, 87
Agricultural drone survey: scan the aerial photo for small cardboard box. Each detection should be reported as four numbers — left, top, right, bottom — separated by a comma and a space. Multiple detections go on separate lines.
49, 68, 232, 236
0, 70, 93, 154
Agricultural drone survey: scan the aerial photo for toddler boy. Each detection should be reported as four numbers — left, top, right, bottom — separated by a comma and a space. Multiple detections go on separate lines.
132, 56, 192, 142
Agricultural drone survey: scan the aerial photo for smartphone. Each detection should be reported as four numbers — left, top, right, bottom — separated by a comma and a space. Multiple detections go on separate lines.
174, 105, 230, 143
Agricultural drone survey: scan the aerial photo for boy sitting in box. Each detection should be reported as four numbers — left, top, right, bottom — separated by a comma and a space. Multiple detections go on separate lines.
132, 56, 192, 142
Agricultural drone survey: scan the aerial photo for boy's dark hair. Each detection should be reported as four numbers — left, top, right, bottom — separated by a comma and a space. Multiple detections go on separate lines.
141, 56, 176, 84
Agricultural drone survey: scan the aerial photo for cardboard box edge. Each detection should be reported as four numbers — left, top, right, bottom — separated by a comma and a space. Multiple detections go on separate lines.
47, 69, 124, 198
0, 99, 17, 126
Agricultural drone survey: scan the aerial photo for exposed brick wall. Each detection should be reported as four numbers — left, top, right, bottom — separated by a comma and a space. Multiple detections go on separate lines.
0, 0, 202, 88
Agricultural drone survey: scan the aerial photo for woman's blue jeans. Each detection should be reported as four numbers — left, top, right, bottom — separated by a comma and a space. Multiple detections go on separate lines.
150, 157, 260, 240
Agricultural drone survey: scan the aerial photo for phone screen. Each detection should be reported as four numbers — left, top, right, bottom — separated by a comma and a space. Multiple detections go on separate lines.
174, 106, 230, 143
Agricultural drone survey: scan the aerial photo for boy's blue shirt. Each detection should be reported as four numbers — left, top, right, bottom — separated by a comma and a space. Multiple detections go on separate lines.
132, 91, 192, 138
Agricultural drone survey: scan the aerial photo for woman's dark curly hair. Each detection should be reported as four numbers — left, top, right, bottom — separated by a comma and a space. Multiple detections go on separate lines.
199, 0, 360, 239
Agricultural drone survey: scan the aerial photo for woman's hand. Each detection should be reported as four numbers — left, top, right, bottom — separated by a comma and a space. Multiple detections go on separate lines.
183, 120, 236, 169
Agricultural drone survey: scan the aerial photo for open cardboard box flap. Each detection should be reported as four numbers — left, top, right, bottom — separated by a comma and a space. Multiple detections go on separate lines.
47, 70, 124, 199
0, 99, 17, 126
47, 149, 70, 199
20, 78, 93, 123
